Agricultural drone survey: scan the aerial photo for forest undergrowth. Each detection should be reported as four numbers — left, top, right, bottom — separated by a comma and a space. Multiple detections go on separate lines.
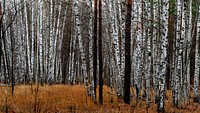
0, 85, 199, 113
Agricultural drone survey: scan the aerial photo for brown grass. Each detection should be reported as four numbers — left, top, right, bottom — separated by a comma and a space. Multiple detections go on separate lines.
0, 85, 199, 113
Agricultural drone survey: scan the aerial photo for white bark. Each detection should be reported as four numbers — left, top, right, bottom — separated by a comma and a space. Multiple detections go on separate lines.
134, 0, 142, 98
31, 0, 35, 82
73, 0, 89, 94
186, 0, 192, 101
38, 0, 43, 83
174, 0, 182, 106
108, 0, 123, 96
24, 0, 31, 81
87, 0, 94, 98
120, 0, 125, 78
19, 2, 26, 82
194, 3, 200, 101
53, 0, 62, 82
159, 0, 168, 111
49, 0, 55, 80
180, 0, 187, 102
144, 0, 151, 107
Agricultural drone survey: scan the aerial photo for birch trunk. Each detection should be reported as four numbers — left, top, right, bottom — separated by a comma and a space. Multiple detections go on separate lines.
38, 0, 43, 84
158, 0, 168, 112
31, 0, 35, 83
24, 0, 30, 84
87, 0, 94, 98
194, 3, 200, 103
49, 0, 55, 82
174, 0, 182, 107
73, 0, 89, 95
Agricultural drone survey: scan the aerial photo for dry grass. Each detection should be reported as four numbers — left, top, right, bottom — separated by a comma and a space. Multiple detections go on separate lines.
0, 85, 199, 113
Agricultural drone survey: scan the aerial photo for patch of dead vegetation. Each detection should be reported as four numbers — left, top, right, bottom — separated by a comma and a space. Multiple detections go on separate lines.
0, 85, 199, 113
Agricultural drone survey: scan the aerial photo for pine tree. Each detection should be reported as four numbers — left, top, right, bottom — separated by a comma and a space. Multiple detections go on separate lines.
124, 0, 132, 104
93, 0, 98, 102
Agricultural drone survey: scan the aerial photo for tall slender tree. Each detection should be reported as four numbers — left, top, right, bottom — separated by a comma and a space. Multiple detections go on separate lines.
93, 0, 98, 102
166, 0, 175, 90
158, 0, 169, 112
194, 2, 200, 103
98, 0, 103, 104
0, 2, 2, 68
124, 0, 132, 104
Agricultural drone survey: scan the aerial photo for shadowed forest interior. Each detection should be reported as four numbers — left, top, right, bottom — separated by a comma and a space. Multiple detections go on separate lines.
0, 0, 200, 112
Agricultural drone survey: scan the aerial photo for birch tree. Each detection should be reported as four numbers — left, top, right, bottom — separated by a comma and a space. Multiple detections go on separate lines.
73, 0, 89, 94
157, 0, 168, 112
194, 3, 200, 103
49, 0, 55, 83
86, 0, 95, 99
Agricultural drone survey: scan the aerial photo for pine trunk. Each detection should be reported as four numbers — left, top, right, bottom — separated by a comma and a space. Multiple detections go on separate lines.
124, 0, 132, 104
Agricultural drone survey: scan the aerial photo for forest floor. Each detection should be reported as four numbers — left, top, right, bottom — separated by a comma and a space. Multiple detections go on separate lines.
0, 84, 199, 113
